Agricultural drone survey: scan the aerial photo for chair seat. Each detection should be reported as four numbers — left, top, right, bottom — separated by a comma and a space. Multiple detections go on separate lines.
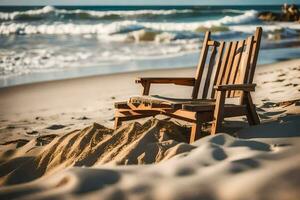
116, 95, 245, 113
115, 95, 215, 110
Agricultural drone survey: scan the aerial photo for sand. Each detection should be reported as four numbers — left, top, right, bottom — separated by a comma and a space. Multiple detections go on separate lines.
0, 59, 300, 199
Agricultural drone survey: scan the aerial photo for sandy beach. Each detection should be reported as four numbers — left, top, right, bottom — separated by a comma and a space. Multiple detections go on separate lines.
0, 58, 299, 199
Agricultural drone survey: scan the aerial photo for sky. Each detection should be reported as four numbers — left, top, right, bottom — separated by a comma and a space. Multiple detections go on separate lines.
0, 0, 299, 6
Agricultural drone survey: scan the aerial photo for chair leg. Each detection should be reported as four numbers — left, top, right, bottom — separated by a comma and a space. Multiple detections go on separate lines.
114, 109, 159, 130
244, 92, 260, 125
211, 90, 226, 135
114, 116, 123, 130
142, 81, 151, 95
190, 119, 202, 143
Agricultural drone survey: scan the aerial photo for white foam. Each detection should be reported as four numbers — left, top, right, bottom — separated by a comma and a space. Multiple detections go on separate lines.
0, 20, 142, 35
140, 10, 258, 31
0, 48, 93, 77
222, 9, 246, 14
195, 9, 258, 28
60, 8, 192, 17
0, 10, 260, 35
229, 23, 300, 33
155, 32, 176, 43
0, 6, 55, 20
0, 6, 193, 21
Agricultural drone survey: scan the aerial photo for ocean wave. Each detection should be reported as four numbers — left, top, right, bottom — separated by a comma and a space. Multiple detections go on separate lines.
0, 6, 193, 21
120, 10, 259, 32
0, 21, 144, 35
0, 38, 199, 77
204, 9, 258, 26
1, 9, 299, 44
0, 10, 259, 35
222, 9, 247, 14
229, 23, 300, 33
0, 6, 259, 22
0, 6, 55, 21
0, 48, 93, 76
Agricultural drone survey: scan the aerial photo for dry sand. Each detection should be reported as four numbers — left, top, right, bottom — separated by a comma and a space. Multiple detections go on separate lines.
0, 59, 300, 199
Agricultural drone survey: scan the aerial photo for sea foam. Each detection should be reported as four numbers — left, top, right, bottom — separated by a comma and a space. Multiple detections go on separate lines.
0, 10, 259, 35
0, 6, 193, 21
0, 6, 55, 20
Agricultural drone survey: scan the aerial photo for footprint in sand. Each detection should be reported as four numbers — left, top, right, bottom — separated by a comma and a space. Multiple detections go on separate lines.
274, 79, 285, 82
37, 134, 57, 146
6, 125, 16, 129
0, 139, 29, 148
46, 124, 66, 130
77, 116, 90, 120
26, 130, 39, 135
271, 90, 284, 94
260, 102, 277, 108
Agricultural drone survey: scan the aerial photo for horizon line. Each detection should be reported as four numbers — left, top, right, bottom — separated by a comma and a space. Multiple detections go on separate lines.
0, 4, 293, 6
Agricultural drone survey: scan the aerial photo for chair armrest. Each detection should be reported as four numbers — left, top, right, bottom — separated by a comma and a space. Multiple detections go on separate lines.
214, 84, 256, 91
136, 77, 195, 86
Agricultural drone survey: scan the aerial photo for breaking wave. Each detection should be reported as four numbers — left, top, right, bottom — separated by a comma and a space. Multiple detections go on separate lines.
0, 6, 194, 21
0, 10, 259, 36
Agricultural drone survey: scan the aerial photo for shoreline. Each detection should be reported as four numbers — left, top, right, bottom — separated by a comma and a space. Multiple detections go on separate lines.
2, 46, 300, 88
1, 57, 300, 90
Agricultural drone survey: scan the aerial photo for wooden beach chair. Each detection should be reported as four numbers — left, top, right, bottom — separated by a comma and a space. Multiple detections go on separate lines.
114, 27, 262, 143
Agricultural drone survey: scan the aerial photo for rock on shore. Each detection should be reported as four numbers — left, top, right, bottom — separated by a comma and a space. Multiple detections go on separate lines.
258, 3, 300, 22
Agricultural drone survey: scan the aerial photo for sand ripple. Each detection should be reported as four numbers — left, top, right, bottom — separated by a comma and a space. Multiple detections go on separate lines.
0, 119, 191, 186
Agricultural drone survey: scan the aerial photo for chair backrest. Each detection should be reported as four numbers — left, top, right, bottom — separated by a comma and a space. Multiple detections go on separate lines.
191, 27, 262, 100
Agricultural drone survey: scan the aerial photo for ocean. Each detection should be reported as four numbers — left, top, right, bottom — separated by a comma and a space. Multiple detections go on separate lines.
1, 5, 300, 87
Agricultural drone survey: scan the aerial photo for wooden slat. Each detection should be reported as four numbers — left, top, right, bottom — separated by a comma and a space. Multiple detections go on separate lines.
214, 42, 232, 98
115, 110, 160, 129
211, 41, 225, 98
202, 45, 217, 99
211, 90, 226, 134
115, 101, 130, 109
182, 102, 246, 112
192, 31, 211, 99
163, 109, 197, 123
214, 83, 256, 91
208, 40, 220, 46
183, 103, 215, 112
136, 77, 195, 86
116, 109, 160, 117
228, 40, 245, 97
128, 101, 174, 110
248, 27, 262, 84
239, 36, 254, 105
216, 42, 232, 85
240, 36, 254, 84
222, 41, 238, 85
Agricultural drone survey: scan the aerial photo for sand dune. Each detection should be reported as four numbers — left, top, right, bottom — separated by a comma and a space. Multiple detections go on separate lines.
0, 119, 193, 186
